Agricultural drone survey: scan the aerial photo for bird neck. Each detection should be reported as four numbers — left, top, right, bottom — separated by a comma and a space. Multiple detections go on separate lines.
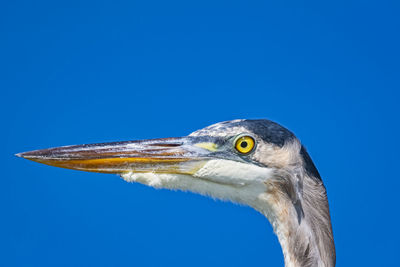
256, 174, 335, 267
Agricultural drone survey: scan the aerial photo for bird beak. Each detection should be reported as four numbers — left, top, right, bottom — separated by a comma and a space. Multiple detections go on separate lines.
16, 137, 217, 175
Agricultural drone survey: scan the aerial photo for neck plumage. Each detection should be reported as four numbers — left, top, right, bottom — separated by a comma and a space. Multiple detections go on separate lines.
257, 173, 335, 267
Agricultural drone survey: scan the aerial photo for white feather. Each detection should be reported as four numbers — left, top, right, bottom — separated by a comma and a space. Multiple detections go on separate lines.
121, 159, 274, 207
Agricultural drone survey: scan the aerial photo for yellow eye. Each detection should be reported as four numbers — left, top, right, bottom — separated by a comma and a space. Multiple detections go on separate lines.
235, 136, 255, 154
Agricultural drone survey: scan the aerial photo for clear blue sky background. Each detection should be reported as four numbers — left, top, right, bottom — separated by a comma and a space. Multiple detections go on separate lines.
1, 1, 399, 266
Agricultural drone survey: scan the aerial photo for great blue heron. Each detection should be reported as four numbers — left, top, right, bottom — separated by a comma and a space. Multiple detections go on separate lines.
17, 119, 335, 267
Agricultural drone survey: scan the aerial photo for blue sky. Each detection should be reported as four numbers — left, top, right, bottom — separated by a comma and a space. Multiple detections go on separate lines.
1, 1, 399, 266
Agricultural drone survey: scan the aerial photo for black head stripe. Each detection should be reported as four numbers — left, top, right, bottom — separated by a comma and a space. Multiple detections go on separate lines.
236, 119, 296, 147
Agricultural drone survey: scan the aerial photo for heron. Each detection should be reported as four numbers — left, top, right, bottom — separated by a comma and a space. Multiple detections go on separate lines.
17, 119, 335, 267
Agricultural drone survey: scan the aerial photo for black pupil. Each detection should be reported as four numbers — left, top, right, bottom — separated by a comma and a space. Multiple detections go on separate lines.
240, 141, 248, 148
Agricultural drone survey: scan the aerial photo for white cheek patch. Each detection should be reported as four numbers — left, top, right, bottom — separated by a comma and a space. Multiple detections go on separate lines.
193, 159, 273, 186
121, 172, 188, 189
120, 160, 274, 206
120, 172, 242, 202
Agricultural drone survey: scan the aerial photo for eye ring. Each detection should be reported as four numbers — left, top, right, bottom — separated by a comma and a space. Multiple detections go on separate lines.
234, 135, 256, 154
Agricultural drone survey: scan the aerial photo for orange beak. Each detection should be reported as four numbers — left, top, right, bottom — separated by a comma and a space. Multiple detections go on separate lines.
16, 137, 214, 175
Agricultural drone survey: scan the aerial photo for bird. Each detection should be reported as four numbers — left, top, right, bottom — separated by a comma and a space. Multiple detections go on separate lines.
17, 119, 335, 267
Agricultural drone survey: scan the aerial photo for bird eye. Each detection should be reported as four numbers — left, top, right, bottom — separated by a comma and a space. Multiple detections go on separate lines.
235, 136, 255, 154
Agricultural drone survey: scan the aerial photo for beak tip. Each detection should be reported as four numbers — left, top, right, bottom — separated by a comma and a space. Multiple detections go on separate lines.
15, 152, 33, 159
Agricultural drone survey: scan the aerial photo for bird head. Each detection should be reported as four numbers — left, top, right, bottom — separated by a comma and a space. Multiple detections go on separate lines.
17, 119, 307, 209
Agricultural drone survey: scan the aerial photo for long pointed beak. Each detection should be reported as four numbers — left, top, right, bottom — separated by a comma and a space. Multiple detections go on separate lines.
16, 137, 215, 174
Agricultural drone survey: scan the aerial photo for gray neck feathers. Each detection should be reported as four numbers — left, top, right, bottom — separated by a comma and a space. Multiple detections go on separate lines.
252, 140, 335, 267
260, 171, 335, 267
